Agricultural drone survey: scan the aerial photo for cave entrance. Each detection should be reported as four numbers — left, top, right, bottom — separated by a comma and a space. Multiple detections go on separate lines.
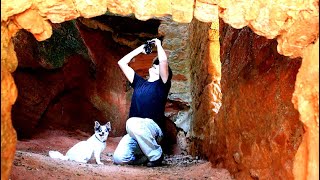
5, 4, 317, 179
11, 14, 164, 137
11, 14, 211, 156
9, 13, 228, 179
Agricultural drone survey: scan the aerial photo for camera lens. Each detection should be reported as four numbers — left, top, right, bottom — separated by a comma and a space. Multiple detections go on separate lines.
144, 43, 152, 54
143, 40, 155, 54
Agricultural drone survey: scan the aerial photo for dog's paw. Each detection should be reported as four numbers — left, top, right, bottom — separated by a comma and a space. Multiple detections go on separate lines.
97, 162, 104, 165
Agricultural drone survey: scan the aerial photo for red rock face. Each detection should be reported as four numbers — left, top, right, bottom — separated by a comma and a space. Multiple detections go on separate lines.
198, 22, 304, 179
11, 23, 123, 137
75, 21, 131, 136
74, 17, 165, 136
2, 1, 318, 180
11, 34, 107, 137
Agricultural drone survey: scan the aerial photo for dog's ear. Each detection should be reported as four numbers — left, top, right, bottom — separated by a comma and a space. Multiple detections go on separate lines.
105, 122, 111, 129
95, 121, 100, 128
105, 121, 111, 128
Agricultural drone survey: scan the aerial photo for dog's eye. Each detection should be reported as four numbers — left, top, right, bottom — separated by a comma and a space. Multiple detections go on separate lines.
99, 129, 102, 132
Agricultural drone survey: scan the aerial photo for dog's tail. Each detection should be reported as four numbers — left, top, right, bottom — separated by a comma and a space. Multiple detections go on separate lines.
49, 150, 69, 161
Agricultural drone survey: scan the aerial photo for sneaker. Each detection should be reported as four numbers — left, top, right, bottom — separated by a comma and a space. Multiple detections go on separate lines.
146, 154, 164, 167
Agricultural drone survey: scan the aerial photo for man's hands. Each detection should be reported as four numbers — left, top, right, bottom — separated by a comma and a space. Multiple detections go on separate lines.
142, 38, 160, 54
141, 38, 161, 54
139, 44, 148, 54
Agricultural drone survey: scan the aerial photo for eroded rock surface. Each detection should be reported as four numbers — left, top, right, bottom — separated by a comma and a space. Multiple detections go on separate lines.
1, 0, 319, 180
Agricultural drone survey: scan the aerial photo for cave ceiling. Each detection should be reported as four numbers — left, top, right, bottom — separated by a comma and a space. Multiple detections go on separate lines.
1, 0, 319, 59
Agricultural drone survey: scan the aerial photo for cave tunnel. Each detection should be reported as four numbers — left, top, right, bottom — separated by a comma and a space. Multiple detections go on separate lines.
1, 1, 319, 180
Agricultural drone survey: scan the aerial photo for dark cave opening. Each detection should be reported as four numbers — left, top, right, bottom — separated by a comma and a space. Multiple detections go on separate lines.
11, 15, 169, 140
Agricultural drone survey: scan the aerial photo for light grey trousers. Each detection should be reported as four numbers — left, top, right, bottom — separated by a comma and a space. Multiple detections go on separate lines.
113, 117, 163, 165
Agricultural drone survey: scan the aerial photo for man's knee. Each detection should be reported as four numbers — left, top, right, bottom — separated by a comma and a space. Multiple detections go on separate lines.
113, 153, 128, 165
113, 146, 132, 165
126, 117, 143, 135
113, 134, 135, 165
126, 117, 140, 127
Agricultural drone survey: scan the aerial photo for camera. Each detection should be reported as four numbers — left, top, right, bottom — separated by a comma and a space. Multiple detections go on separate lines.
143, 40, 155, 54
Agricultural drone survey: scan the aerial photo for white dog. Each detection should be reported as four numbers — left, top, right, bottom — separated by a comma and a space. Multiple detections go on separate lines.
49, 121, 111, 165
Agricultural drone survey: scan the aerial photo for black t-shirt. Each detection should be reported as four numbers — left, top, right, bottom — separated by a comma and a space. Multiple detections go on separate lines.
129, 71, 172, 128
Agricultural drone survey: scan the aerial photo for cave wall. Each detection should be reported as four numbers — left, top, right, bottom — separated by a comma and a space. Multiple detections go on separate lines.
291, 38, 319, 180
190, 19, 304, 179
75, 18, 134, 136
189, 18, 222, 156
1, 0, 319, 179
11, 22, 109, 138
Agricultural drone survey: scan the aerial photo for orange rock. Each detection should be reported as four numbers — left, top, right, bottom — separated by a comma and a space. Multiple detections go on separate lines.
1, 68, 18, 180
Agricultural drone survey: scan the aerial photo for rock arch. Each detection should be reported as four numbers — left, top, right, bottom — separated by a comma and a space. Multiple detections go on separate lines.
1, 0, 318, 179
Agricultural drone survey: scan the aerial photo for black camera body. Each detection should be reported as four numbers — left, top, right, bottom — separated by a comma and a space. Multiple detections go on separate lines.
143, 40, 155, 54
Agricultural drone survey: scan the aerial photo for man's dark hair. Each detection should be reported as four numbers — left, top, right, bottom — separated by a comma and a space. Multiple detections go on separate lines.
152, 57, 172, 80
153, 58, 159, 65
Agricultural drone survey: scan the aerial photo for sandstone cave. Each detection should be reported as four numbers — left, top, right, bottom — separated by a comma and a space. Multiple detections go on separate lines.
1, 1, 319, 180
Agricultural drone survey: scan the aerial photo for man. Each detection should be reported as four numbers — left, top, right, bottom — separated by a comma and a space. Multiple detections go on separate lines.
113, 38, 172, 167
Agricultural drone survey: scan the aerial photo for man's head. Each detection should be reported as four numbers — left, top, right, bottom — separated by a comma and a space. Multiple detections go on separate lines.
148, 57, 160, 78
152, 57, 159, 65
148, 56, 172, 81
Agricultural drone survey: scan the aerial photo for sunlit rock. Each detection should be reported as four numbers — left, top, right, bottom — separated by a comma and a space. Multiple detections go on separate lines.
0, 0, 318, 179
292, 38, 319, 180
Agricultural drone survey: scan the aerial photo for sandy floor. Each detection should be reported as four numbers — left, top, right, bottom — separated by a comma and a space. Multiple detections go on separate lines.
10, 129, 233, 180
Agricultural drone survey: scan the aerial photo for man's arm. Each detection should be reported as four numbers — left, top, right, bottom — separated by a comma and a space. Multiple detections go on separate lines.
118, 45, 145, 83
153, 39, 169, 83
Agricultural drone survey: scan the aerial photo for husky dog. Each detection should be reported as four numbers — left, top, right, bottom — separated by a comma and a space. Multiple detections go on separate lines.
49, 121, 111, 165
